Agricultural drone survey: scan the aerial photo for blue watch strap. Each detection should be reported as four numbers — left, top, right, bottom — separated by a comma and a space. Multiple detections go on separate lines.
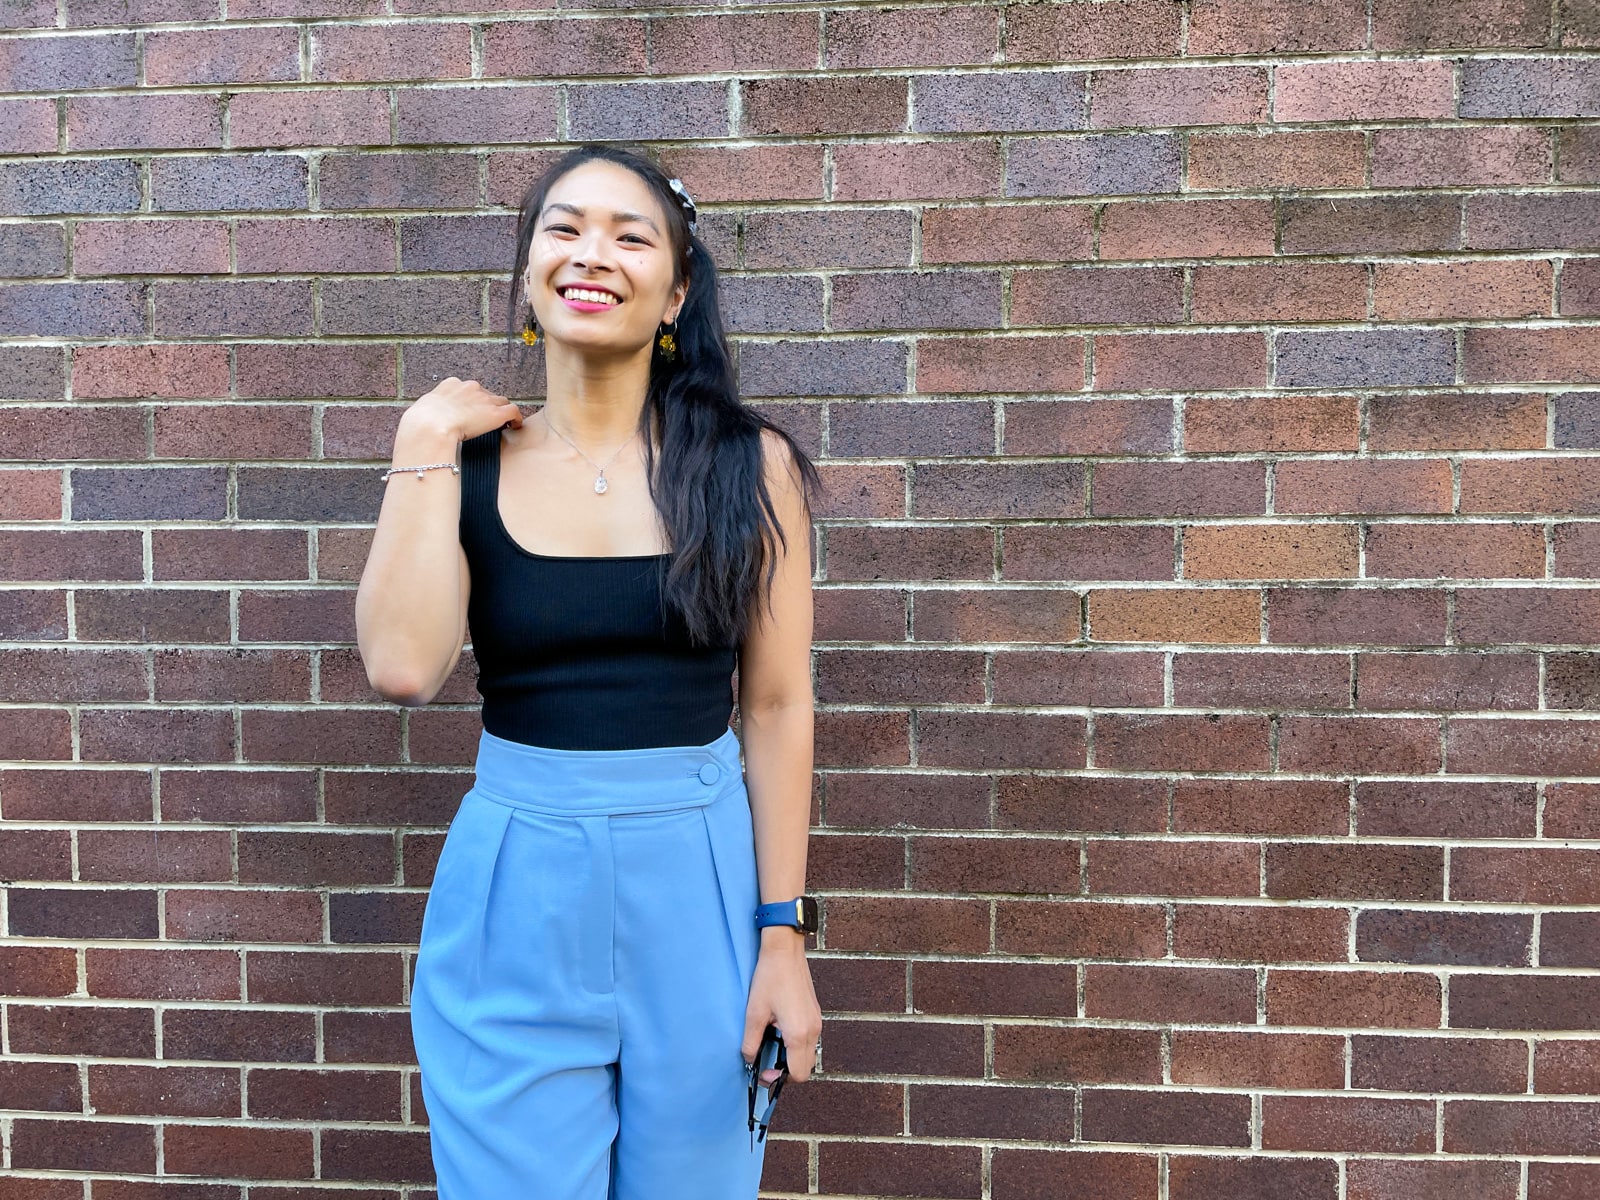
755, 897, 814, 931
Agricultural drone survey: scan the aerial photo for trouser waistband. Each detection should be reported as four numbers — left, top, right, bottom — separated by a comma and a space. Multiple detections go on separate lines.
468, 725, 743, 817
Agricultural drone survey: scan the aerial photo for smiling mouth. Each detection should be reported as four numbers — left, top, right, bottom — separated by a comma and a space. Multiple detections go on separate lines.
559, 286, 622, 307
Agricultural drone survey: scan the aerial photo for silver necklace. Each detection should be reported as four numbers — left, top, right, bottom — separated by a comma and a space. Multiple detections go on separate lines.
540, 409, 636, 495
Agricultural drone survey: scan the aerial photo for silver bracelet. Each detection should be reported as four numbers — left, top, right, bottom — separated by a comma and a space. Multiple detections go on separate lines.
380, 462, 460, 482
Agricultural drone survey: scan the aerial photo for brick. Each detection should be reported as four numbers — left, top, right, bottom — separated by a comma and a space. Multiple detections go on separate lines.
1193, 261, 1366, 323
1011, 264, 1183, 326
992, 1148, 1158, 1199
1349, 1159, 1521, 1200
1532, 1163, 1600, 1200
1275, 459, 1453, 514
916, 711, 1086, 770
1546, 781, 1600, 837
827, 1018, 983, 1078
1465, 326, 1600, 382
1372, 126, 1553, 187
1559, 125, 1600, 182
1562, 257, 1600, 315
1453, 847, 1600, 904
742, 75, 908, 138
833, 140, 1003, 202
651, 12, 819, 74
993, 650, 1162, 706
1090, 65, 1268, 129
1547, 651, 1600, 709
825, 526, 994, 581
1170, 1155, 1339, 1200
1005, 0, 1184, 63
1356, 652, 1540, 710
1373, 259, 1553, 320
1352, 1033, 1529, 1093
1099, 712, 1271, 771
1084, 963, 1257, 1023
1356, 908, 1533, 967
1274, 58, 1456, 122
1541, 911, 1600, 968
824, 896, 988, 954
1466, 192, 1600, 251
917, 590, 1083, 645
1189, 0, 1367, 53
1171, 1030, 1344, 1089
1082, 1087, 1252, 1147
1184, 523, 1358, 580
1536, 1038, 1600, 1091
1368, 392, 1547, 451
1266, 968, 1441, 1028
1456, 589, 1600, 646
1356, 780, 1536, 838
1087, 838, 1260, 897
1446, 720, 1600, 774
1267, 841, 1444, 900
1364, 522, 1546, 579
995, 1024, 1161, 1084
1094, 331, 1268, 391
913, 1081, 1072, 1140
88, 1063, 239, 1118
912, 835, 1079, 895
1002, 397, 1173, 455
1173, 778, 1350, 836
1172, 651, 1351, 709
1089, 587, 1261, 643
1445, 1099, 1600, 1156
911, 461, 1086, 519
916, 335, 1086, 394
1282, 194, 1462, 255
912, 960, 1079, 1017
1298, 716, 1455, 794
1002, 524, 1175, 581
1268, 587, 1448, 645
826, 773, 979, 830
1263, 1094, 1435, 1153
1277, 329, 1457, 389
1189, 131, 1366, 190
914, 70, 1086, 134
996, 775, 1168, 834
824, 5, 995, 69
1007, 132, 1181, 197
1093, 461, 1266, 516
834, 268, 1001, 332
997, 899, 1166, 959
820, 1140, 980, 1197
1461, 56, 1600, 117
1373, 0, 1552, 48
1453, 975, 1600, 1031
1174, 903, 1348, 963
923, 203, 1093, 265
1185, 394, 1359, 452
1462, 460, 1600, 514
828, 400, 992, 458
1097, 198, 1274, 260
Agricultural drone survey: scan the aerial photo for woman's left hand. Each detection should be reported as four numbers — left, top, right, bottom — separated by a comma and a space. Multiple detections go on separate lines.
742, 930, 822, 1084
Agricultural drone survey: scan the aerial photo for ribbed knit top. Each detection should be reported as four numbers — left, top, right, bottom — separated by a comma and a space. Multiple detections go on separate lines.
457, 428, 738, 751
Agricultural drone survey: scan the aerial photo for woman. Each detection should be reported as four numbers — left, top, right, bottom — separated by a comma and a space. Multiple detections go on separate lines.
355, 142, 824, 1199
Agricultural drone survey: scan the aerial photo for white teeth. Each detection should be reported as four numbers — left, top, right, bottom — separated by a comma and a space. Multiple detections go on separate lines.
562, 287, 619, 305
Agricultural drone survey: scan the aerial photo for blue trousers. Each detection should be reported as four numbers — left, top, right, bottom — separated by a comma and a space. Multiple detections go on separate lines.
410, 725, 767, 1199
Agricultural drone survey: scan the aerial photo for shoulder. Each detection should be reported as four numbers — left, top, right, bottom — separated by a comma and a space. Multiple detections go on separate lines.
756, 426, 801, 492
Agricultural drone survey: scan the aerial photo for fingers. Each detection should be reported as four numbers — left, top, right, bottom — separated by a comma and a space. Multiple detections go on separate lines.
740, 1010, 769, 1067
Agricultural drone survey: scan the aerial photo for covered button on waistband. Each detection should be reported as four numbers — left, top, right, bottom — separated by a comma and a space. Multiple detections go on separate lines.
697, 761, 721, 786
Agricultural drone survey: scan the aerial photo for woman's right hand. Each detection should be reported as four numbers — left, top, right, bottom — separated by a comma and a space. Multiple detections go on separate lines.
404, 376, 525, 442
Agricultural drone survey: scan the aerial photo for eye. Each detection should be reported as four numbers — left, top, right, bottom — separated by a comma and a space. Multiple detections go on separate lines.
544, 224, 649, 246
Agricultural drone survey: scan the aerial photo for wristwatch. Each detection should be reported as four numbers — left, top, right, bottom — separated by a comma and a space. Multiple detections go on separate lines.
755, 895, 819, 935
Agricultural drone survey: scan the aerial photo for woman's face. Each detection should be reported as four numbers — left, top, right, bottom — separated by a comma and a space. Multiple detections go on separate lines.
522, 160, 686, 359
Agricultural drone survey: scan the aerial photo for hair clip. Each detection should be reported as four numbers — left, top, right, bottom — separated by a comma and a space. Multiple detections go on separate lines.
667, 177, 698, 235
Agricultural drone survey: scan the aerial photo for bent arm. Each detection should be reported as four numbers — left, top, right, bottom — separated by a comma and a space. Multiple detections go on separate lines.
355, 415, 472, 707
738, 429, 816, 955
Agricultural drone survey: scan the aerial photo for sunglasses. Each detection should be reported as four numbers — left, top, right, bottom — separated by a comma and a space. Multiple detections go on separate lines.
746, 1022, 788, 1148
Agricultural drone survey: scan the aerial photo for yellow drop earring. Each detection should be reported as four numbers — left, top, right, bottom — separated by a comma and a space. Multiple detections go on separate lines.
522, 308, 539, 346
657, 317, 678, 361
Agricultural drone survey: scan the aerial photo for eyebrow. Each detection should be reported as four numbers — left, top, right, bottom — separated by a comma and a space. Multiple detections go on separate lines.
540, 202, 661, 236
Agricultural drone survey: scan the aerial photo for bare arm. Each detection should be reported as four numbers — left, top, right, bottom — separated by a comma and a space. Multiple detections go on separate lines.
355, 379, 522, 706
738, 428, 816, 958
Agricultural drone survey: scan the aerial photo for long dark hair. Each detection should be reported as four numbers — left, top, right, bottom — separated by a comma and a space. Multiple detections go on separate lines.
503, 143, 823, 650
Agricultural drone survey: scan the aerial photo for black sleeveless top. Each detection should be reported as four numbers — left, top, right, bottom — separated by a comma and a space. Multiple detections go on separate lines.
458, 428, 738, 751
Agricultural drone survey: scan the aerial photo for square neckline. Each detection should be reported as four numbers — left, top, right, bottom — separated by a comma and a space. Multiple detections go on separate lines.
489, 428, 672, 562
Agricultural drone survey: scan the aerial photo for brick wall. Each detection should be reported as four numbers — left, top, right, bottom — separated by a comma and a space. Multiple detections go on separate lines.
2, 0, 1599, 1197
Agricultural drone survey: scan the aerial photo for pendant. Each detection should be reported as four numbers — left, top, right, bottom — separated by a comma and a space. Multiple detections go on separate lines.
594, 475, 608, 494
